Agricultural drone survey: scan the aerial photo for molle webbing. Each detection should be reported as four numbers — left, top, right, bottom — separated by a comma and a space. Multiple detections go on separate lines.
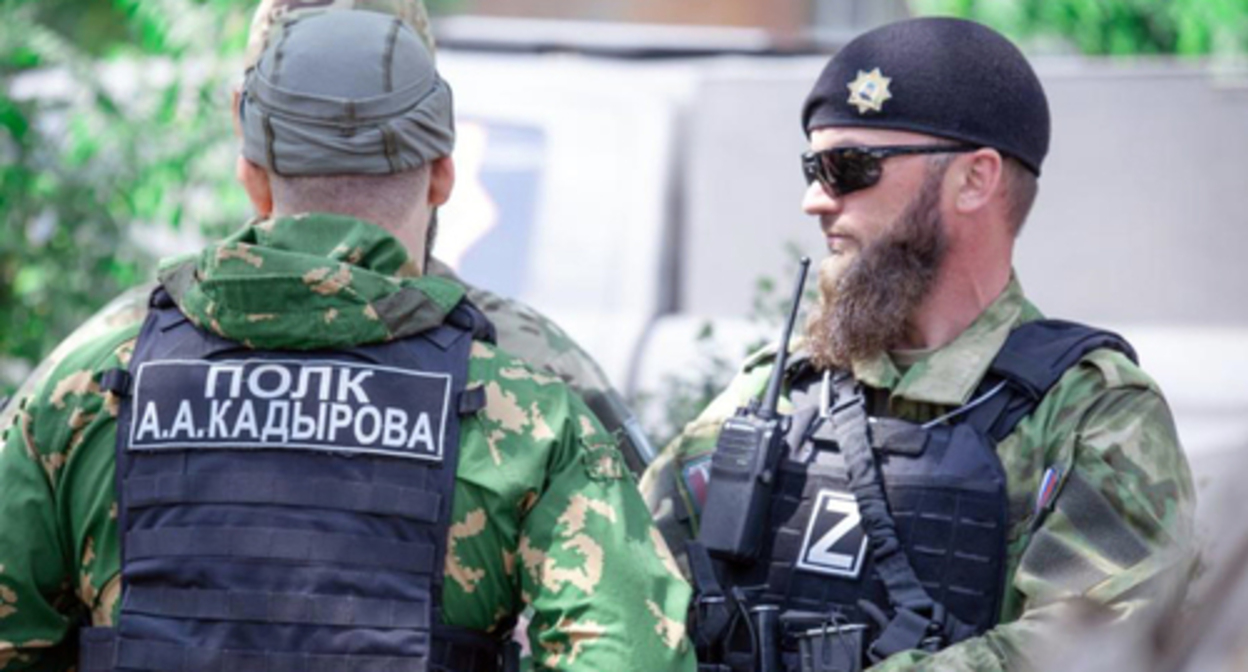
81, 285, 507, 672
124, 473, 443, 521
122, 586, 432, 629
123, 527, 438, 573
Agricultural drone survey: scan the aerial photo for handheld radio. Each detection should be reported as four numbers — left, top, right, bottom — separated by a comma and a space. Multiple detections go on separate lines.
698, 257, 810, 563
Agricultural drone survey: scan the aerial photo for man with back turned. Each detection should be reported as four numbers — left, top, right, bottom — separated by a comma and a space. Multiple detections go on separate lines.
0, 10, 694, 671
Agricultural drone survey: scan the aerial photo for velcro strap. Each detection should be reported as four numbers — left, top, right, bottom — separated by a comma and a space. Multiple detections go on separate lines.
114, 637, 430, 672
124, 586, 429, 629
125, 473, 441, 523
126, 528, 435, 573
686, 542, 733, 650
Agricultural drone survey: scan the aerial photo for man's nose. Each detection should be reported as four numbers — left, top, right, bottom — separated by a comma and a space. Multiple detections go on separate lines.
802, 181, 842, 217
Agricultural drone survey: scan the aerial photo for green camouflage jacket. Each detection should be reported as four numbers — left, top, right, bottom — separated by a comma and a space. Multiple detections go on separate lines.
639, 275, 1196, 671
0, 261, 653, 478
0, 215, 695, 671
427, 259, 655, 474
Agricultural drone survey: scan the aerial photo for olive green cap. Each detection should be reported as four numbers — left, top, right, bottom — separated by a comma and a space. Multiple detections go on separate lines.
240, 10, 454, 176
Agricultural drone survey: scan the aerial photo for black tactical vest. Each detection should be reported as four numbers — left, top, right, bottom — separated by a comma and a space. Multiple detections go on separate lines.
79, 287, 515, 672
690, 320, 1136, 672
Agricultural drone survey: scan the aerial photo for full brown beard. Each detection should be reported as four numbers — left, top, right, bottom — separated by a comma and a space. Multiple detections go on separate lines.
806, 163, 949, 371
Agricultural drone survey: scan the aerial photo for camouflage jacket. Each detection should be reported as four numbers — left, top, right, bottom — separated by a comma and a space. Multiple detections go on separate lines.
427, 259, 655, 474
0, 261, 653, 479
639, 275, 1196, 671
0, 215, 695, 671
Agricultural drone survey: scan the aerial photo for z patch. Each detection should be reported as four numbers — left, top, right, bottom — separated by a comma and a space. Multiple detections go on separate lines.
128, 359, 451, 461
796, 489, 869, 579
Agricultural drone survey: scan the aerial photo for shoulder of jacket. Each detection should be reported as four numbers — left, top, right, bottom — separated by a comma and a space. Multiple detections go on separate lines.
1076, 347, 1160, 393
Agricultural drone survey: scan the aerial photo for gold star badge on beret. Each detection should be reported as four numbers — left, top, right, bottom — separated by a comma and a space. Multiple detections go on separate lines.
846, 68, 893, 114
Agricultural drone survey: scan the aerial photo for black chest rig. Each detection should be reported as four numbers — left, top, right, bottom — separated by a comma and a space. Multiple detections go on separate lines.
689, 320, 1136, 672
80, 287, 518, 672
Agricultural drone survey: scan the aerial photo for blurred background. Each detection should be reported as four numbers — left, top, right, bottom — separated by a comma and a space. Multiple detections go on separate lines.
4, 1, 1248, 458
3, 0, 1248, 667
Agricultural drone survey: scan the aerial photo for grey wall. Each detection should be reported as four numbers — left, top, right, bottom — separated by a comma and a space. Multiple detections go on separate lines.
680, 58, 1248, 326
1018, 63, 1248, 326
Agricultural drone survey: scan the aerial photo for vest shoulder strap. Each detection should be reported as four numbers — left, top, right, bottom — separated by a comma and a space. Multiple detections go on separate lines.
969, 318, 1137, 442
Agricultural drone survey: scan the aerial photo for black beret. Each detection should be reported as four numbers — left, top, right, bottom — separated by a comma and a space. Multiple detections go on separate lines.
802, 17, 1050, 175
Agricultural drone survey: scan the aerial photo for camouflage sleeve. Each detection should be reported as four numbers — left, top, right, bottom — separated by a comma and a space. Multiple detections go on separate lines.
0, 328, 137, 671
514, 394, 696, 671
457, 273, 658, 474
868, 352, 1197, 671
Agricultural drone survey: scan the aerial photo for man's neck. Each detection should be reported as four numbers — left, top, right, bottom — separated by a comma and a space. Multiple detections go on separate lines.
902, 257, 1012, 351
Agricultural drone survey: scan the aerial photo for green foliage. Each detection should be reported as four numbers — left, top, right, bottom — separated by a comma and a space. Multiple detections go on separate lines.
1, 0, 255, 391
911, 0, 1248, 55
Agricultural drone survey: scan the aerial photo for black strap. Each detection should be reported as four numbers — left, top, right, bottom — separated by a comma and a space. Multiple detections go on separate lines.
125, 528, 436, 574
445, 300, 497, 345
124, 473, 442, 522
100, 369, 133, 398
829, 373, 972, 658
830, 375, 929, 611
687, 542, 735, 652
123, 586, 430, 629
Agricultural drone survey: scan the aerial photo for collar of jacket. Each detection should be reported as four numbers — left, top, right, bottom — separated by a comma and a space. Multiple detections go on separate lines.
852, 273, 1044, 409
157, 214, 465, 351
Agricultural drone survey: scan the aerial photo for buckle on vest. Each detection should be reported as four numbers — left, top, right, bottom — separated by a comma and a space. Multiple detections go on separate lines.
694, 595, 734, 650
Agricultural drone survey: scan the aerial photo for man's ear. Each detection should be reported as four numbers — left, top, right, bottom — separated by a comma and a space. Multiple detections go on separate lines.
428, 156, 455, 208
953, 148, 1004, 216
236, 156, 273, 217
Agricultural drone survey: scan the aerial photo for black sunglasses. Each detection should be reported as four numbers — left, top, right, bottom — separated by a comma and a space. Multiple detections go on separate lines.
801, 144, 978, 197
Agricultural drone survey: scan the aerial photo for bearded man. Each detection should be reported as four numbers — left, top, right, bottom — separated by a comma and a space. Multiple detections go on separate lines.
640, 17, 1195, 672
